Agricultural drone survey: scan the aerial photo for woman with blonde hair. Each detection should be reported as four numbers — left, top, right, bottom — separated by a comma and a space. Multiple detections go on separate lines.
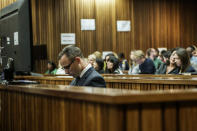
88, 54, 96, 66
132, 50, 156, 74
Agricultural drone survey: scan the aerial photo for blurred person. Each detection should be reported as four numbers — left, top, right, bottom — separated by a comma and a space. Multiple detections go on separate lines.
172, 48, 196, 73
118, 52, 129, 71
105, 56, 123, 74
128, 50, 140, 74
88, 54, 96, 66
104, 53, 115, 71
93, 58, 104, 74
133, 50, 156, 74
156, 50, 179, 74
45, 61, 57, 75
146, 48, 163, 70
93, 51, 102, 59
186, 45, 197, 71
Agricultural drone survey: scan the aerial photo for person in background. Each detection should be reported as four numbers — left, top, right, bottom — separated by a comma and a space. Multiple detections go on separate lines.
93, 51, 102, 59
59, 45, 106, 87
172, 48, 196, 73
133, 50, 156, 74
93, 58, 104, 74
186, 45, 197, 71
88, 54, 96, 66
146, 48, 163, 70
104, 53, 115, 71
45, 61, 57, 75
105, 56, 123, 74
56, 60, 66, 75
158, 50, 167, 63
118, 52, 129, 71
156, 50, 180, 74
128, 50, 140, 74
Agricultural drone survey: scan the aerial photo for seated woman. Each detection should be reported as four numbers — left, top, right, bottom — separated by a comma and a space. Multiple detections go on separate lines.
172, 48, 196, 73
45, 61, 57, 75
118, 52, 129, 71
132, 50, 156, 74
128, 50, 140, 74
156, 50, 180, 74
105, 56, 123, 74
88, 54, 96, 66
93, 58, 104, 74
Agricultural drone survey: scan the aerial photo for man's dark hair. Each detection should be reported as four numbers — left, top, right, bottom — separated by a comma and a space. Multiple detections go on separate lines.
59, 45, 84, 60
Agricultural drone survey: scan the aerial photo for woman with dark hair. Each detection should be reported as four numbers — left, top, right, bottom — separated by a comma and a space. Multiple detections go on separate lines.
104, 53, 115, 71
173, 48, 196, 73
93, 58, 104, 74
45, 61, 57, 75
105, 56, 123, 74
156, 50, 180, 74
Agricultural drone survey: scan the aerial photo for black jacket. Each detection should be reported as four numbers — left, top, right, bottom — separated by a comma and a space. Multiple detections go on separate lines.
70, 67, 106, 88
156, 63, 180, 74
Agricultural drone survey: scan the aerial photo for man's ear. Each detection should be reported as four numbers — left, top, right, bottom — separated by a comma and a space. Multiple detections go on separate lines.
75, 57, 81, 63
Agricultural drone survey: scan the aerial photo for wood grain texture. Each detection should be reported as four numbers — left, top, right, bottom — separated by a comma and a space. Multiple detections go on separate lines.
14, 75, 197, 90
1, 85, 197, 131
0, 0, 17, 9
29, 0, 197, 73
1, 0, 197, 73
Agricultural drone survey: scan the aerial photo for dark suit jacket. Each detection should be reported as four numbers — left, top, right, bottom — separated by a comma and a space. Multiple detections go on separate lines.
70, 67, 106, 88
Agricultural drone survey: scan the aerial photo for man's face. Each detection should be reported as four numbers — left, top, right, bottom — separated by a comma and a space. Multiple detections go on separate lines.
151, 48, 157, 58
60, 54, 81, 78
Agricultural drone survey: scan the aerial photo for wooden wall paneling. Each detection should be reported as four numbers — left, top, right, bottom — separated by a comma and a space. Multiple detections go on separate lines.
179, 102, 197, 131
2, 0, 197, 73
95, 0, 114, 52
179, 0, 197, 47
116, 0, 132, 55
126, 105, 140, 131
75, 0, 96, 57
141, 103, 162, 131
163, 103, 177, 131
0, 0, 17, 9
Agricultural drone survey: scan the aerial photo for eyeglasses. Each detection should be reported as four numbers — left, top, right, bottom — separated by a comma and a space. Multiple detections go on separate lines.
62, 60, 74, 70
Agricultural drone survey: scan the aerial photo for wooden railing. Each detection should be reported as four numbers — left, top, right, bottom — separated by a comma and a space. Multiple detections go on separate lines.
1, 84, 197, 131
15, 74, 197, 90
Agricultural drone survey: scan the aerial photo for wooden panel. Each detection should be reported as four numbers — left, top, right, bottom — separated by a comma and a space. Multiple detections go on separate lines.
14, 75, 197, 90
2, 85, 197, 131
1, 0, 197, 73
29, 0, 197, 73
0, 0, 17, 9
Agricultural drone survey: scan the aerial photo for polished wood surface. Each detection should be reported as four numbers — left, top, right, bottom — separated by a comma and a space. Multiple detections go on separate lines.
15, 75, 197, 90
30, 0, 197, 73
1, 84, 197, 131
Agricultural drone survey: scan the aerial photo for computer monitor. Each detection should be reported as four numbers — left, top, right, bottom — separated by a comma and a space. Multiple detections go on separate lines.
0, 0, 32, 74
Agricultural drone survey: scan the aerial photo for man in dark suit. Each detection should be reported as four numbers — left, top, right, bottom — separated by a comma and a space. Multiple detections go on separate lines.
59, 45, 106, 88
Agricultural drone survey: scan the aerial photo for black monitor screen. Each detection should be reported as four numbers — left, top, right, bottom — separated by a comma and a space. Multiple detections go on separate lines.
0, 0, 32, 73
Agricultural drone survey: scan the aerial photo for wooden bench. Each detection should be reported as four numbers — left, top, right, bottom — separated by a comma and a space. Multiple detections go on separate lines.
1, 84, 197, 131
